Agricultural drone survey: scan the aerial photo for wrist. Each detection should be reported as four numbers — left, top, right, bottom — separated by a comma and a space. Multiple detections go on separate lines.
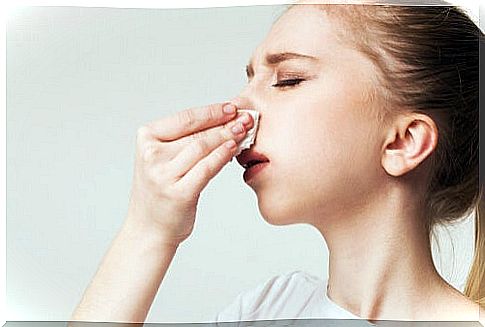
121, 217, 182, 251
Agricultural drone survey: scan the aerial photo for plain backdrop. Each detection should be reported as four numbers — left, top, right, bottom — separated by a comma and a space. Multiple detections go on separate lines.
6, 2, 481, 323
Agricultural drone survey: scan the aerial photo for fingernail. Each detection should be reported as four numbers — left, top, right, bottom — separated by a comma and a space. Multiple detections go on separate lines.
237, 113, 251, 124
223, 104, 236, 114
231, 123, 244, 134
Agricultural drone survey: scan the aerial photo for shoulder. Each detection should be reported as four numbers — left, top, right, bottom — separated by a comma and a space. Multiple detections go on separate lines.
432, 286, 485, 322
254, 270, 323, 296
215, 270, 324, 322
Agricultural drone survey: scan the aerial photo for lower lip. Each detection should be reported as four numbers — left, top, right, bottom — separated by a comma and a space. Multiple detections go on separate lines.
243, 161, 269, 183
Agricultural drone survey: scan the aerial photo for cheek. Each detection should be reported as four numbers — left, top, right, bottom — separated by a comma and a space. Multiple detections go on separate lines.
279, 109, 360, 170
274, 106, 380, 196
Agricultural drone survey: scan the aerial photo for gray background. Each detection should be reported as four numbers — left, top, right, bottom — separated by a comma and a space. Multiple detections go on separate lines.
6, 4, 480, 323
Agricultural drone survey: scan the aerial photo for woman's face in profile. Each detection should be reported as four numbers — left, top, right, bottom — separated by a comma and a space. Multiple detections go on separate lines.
233, 5, 387, 225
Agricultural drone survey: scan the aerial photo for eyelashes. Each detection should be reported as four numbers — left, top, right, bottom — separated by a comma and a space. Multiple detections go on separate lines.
245, 76, 307, 89
272, 78, 305, 88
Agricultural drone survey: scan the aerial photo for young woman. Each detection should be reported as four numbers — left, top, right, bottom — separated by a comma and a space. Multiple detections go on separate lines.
70, 0, 484, 324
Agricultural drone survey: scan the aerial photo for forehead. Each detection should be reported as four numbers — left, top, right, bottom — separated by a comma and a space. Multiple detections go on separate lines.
249, 5, 344, 64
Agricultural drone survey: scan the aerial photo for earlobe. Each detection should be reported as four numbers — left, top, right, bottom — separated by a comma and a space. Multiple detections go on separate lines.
381, 114, 438, 177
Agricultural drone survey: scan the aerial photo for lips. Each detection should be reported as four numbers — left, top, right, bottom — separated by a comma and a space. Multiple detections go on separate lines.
236, 150, 270, 170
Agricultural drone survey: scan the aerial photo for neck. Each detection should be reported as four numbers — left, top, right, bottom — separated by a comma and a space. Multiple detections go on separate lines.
315, 190, 447, 321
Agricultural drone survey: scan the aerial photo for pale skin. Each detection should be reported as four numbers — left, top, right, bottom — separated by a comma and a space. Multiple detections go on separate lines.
70, 3, 484, 325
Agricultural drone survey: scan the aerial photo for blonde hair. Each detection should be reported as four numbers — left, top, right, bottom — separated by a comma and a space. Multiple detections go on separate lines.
464, 193, 484, 305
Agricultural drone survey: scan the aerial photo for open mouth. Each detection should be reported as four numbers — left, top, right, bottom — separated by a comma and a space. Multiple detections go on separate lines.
242, 160, 269, 169
236, 149, 270, 171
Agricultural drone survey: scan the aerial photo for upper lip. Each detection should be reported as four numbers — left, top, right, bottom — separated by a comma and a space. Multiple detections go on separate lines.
236, 149, 270, 169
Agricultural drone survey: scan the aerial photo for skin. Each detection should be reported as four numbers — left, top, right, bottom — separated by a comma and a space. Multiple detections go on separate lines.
70, 3, 484, 325
229, 4, 484, 323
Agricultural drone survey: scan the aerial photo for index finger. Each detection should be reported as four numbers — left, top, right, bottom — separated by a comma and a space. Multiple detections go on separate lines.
146, 102, 237, 141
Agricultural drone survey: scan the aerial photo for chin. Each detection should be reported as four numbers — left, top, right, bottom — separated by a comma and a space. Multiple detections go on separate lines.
256, 196, 305, 226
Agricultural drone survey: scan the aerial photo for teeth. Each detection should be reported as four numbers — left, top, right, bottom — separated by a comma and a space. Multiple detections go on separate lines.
243, 161, 262, 169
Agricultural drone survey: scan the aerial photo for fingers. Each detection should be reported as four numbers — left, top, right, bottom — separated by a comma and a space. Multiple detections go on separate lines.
175, 138, 240, 195
172, 109, 254, 148
166, 114, 253, 178
145, 102, 238, 141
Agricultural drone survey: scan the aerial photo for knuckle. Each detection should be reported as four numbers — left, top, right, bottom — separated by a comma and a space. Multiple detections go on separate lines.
147, 169, 170, 193
142, 145, 161, 162
148, 167, 171, 188
194, 139, 209, 156
207, 106, 217, 122
190, 130, 204, 141
220, 126, 233, 140
179, 109, 195, 129
217, 148, 230, 163
200, 164, 214, 180
145, 167, 160, 185
153, 174, 170, 191
137, 125, 151, 138
136, 125, 152, 145
214, 148, 225, 161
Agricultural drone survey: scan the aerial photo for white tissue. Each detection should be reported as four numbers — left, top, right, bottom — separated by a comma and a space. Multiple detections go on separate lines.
234, 109, 260, 157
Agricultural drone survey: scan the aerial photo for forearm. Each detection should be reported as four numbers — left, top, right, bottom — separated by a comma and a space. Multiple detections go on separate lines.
70, 218, 179, 323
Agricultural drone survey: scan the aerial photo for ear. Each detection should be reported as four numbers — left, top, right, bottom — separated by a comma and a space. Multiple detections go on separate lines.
381, 113, 438, 177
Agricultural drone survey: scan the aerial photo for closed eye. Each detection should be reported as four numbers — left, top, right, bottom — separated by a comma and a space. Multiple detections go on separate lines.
272, 78, 305, 88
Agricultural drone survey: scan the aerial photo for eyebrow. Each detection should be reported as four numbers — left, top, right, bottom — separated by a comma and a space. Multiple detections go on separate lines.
245, 52, 319, 78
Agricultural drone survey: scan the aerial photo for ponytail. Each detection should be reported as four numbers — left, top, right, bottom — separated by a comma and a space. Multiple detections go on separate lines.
464, 186, 484, 306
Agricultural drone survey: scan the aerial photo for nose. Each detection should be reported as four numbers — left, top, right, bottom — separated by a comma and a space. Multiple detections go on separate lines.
229, 98, 247, 111
229, 80, 260, 109
227, 94, 249, 109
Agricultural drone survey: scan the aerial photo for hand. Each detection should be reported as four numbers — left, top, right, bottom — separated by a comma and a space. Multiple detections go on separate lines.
125, 102, 253, 247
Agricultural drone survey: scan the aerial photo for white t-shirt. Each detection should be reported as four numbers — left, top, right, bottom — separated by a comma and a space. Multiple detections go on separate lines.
214, 270, 375, 325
